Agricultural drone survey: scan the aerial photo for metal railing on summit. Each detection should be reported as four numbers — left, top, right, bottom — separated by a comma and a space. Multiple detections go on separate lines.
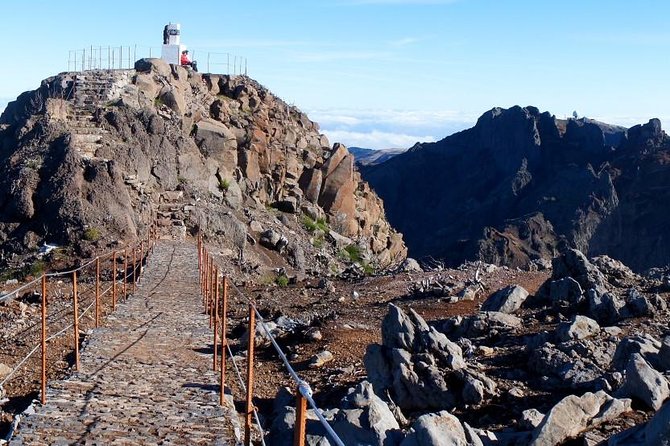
66, 45, 249, 75
0, 226, 157, 415
197, 234, 345, 446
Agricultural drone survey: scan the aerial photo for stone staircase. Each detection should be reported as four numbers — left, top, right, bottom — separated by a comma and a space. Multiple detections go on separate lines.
67, 70, 132, 160
156, 191, 194, 240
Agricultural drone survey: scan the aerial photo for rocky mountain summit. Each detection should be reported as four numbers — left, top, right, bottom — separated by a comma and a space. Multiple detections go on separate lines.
361, 106, 670, 272
0, 59, 405, 275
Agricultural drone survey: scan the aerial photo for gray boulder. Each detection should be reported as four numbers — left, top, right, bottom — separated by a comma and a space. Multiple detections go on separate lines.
382, 304, 428, 351
549, 277, 584, 311
587, 290, 625, 324
644, 399, 670, 445
528, 341, 608, 390
658, 336, 670, 371
398, 258, 423, 273
481, 285, 529, 314
551, 248, 609, 295
457, 312, 522, 338
529, 390, 631, 446
260, 228, 289, 253
616, 353, 670, 410
400, 411, 482, 446
611, 335, 661, 371
608, 398, 670, 445
331, 381, 403, 446
555, 315, 600, 342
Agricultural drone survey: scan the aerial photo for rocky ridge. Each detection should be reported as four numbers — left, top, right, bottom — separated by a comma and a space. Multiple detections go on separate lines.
361, 106, 670, 272
0, 59, 405, 276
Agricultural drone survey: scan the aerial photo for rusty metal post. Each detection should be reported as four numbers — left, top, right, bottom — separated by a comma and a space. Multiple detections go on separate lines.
244, 303, 256, 446
220, 276, 228, 406
123, 248, 128, 300
209, 260, 215, 328
95, 257, 100, 327
213, 268, 219, 371
73, 271, 80, 371
112, 251, 117, 311
132, 246, 137, 293
41, 274, 47, 405
294, 391, 307, 446
140, 240, 145, 281
203, 252, 208, 308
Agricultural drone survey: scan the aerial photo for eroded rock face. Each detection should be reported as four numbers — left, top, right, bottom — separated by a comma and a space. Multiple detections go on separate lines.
0, 59, 406, 268
362, 105, 670, 271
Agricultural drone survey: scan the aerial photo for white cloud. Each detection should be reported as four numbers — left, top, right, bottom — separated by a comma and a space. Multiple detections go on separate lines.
309, 107, 476, 130
309, 107, 475, 149
323, 129, 435, 149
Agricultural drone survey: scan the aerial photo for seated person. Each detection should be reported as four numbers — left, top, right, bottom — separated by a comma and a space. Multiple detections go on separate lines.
180, 50, 198, 72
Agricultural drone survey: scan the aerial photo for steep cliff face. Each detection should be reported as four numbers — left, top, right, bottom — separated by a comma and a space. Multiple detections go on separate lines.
0, 59, 405, 270
362, 105, 669, 271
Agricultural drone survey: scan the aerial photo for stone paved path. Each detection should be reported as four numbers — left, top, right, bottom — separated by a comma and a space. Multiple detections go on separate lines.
12, 241, 240, 445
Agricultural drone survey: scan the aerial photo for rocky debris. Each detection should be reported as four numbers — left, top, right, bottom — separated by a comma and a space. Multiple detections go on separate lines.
520, 408, 545, 430
611, 334, 662, 371
330, 381, 403, 446
542, 249, 667, 324
616, 353, 670, 410
658, 336, 670, 371
364, 305, 500, 412
310, 350, 334, 368
529, 390, 632, 446
555, 315, 600, 342
260, 229, 289, 253
397, 258, 423, 273
480, 284, 529, 313
609, 399, 670, 445
446, 311, 522, 339
400, 411, 483, 446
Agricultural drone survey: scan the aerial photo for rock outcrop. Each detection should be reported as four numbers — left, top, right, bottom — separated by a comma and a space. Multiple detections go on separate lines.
0, 59, 405, 271
361, 105, 670, 271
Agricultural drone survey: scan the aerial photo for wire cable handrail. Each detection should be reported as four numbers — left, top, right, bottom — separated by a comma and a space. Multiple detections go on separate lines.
225, 343, 267, 446
199, 239, 346, 446
228, 281, 346, 446
0, 235, 152, 399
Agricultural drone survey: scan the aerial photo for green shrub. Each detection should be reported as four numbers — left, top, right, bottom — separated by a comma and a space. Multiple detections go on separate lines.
218, 177, 230, 191
83, 227, 102, 242
302, 216, 328, 233
275, 274, 289, 287
341, 244, 363, 263
29, 260, 47, 277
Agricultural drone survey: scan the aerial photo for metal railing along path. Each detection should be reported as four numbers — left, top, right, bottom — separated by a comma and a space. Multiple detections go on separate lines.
0, 225, 157, 418
197, 235, 346, 446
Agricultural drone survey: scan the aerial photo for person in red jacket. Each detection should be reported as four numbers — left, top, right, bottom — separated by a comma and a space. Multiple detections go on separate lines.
180, 50, 198, 72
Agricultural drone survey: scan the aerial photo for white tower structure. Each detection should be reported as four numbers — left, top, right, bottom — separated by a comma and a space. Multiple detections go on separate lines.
161, 23, 185, 65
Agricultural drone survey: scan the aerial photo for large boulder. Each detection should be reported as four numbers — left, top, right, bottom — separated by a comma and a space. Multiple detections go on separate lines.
480, 285, 529, 314
616, 353, 670, 410
331, 381, 403, 446
555, 315, 600, 342
400, 411, 482, 446
529, 390, 631, 446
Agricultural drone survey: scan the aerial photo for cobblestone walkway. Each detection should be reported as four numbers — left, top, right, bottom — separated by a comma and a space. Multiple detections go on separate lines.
12, 241, 240, 445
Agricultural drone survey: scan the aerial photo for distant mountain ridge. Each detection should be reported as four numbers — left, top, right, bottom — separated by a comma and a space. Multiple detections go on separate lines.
361, 105, 670, 271
348, 146, 406, 166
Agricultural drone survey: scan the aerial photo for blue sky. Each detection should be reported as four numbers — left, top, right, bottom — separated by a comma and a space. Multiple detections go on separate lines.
1, 0, 668, 149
